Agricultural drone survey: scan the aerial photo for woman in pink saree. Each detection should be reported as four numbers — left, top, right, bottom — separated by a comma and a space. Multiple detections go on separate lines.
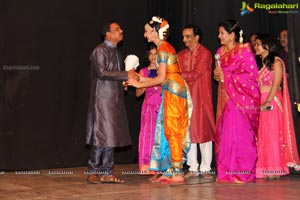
214, 20, 260, 183
254, 34, 299, 179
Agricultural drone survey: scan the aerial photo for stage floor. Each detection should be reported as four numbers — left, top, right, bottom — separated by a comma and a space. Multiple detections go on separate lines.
1, 164, 300, 200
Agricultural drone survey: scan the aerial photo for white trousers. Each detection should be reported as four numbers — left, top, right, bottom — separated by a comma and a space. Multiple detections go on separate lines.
186, 141, 212, 173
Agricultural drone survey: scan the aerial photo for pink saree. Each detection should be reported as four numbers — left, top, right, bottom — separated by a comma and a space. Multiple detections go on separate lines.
215, 43, 260, 183
256, 57, 299, 178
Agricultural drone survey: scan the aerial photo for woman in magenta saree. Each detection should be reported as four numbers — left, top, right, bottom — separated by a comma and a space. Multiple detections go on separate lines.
214, 20, 260, 183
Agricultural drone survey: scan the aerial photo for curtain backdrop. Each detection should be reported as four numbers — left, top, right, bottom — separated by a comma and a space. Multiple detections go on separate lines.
0, 0, 147, 170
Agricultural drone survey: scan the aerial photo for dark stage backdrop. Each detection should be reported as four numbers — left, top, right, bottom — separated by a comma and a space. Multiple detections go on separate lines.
0, 0, 148, 170
1, 0, 299, 170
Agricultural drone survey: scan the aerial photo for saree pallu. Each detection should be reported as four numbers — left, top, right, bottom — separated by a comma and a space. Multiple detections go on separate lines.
256, 90, 289, 178
215, 43, 260, 183
281, 64, 300, 166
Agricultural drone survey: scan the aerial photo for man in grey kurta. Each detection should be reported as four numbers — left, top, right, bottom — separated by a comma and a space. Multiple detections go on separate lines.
86, 21, 136, 184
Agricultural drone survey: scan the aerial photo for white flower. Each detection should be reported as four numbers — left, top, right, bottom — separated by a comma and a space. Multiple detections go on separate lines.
124, 55, 139, 71
152, 16, 162, 23
239, 30, 244, 43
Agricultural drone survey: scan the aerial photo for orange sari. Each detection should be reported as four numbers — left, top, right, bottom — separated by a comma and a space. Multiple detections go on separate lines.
149, 41, 192, 173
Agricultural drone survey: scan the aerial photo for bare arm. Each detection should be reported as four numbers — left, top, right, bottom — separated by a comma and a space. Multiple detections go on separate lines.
136, 70, 146, 97
128, 63, 166, 88
261, 59, 283, 110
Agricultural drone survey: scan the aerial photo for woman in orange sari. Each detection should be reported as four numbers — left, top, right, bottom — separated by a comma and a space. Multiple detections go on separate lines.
128, 16, 192, 183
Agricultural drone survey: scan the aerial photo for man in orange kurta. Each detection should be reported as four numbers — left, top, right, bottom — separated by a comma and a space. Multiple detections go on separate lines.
177, 25, 215, 178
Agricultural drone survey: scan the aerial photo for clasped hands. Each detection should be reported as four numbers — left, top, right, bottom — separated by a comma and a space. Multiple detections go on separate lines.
127, 70, 142, 88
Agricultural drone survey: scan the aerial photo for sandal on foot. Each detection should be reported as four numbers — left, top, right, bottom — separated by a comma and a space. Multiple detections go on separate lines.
100, 175, 125, 184
87, 174, 102, 184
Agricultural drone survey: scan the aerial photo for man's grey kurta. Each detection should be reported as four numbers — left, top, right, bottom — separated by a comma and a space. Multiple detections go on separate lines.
86, 42, 132, 147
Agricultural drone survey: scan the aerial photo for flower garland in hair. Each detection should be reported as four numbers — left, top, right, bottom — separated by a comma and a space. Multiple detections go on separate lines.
158, 21, 169, 40
152, 16, 162, 23
152, 16, 169, 40
239, 30, 244, 43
